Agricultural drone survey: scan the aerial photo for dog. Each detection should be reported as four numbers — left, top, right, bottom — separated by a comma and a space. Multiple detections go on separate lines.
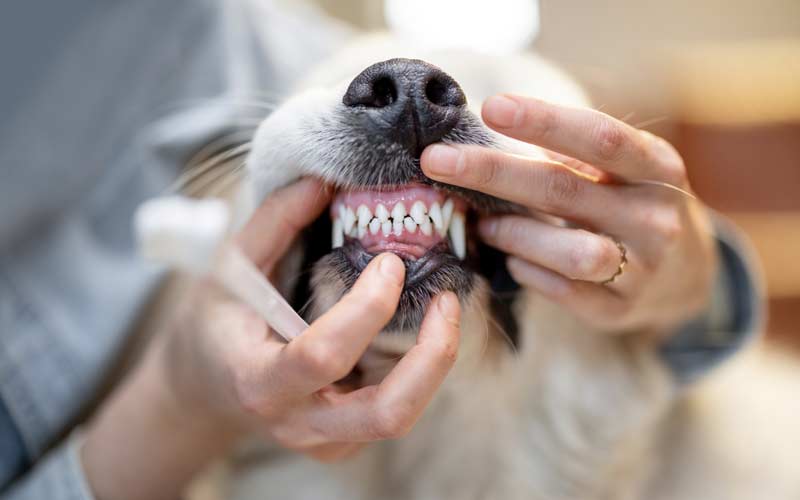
179, 34, 800, 500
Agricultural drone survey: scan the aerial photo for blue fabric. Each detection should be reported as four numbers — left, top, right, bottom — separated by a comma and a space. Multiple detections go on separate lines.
0, 401, 27, 491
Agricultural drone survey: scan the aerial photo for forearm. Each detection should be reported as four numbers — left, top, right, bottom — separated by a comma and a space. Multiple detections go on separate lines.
81, 344, 237, 500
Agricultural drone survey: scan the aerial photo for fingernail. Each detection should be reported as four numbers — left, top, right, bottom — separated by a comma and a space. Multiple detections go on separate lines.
422, 144, 462, 178
436, 292, 461, 326
478, 218, 498, 239
483, 95, 520, 128
378, 253, 405, 286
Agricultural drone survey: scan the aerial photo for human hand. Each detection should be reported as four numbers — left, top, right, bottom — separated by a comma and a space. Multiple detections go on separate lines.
162, 178, 461, 461
421, 95, 717, 335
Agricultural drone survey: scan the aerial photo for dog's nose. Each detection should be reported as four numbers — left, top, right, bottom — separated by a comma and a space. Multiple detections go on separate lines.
343, 58, 466, 156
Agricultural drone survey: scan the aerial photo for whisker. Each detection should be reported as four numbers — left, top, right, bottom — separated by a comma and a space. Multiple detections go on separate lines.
632, 115, 669, 130
175, 141, 251, 194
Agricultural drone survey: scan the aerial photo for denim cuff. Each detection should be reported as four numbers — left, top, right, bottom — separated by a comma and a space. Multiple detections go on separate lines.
659, 215, 764, 385
3, 431, 95, 500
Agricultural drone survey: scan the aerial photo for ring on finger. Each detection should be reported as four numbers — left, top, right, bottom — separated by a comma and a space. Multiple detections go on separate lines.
599, 237, 627, 285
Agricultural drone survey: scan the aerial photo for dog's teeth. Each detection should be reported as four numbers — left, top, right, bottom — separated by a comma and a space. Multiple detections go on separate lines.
343, 207, 356, 234
429, 202, 444, 236
403, 216, 417, 233
369, 218, 381, 235
332, 218, 344, 248
337, 204, 346, 222
419, 217, 433, 236
442, 199, 454, 229
375, 203, 389, 223
391, 202, 407, 222
381, 220, 392, 237
410, 201, 427, 224
357, 205, 372, 227
393, 219, 404, 236
449, 212, 466, 259
357, 225, 367, 239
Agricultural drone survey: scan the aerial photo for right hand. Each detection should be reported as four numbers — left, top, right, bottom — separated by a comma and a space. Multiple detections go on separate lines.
160, 179, 462, 461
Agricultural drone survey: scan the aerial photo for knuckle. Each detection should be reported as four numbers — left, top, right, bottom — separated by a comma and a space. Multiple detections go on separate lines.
542, 168, 581, 211
471, 150, 502, 186
372, 405, 414, 440
432, 339, 459, 367
297, 343, 351, 381
594, 119, 627, 162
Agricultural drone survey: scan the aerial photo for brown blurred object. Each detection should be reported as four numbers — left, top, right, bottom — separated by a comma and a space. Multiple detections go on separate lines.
669, 39, 800, 346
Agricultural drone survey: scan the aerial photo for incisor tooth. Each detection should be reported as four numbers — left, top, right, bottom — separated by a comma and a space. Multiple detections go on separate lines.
343, 207, 356, 234
403, 216, 417, 233
410, 201, 427, 224
393, 219, 403, 236
391, 202, 406, 221
449, 212, 466, 259
442, 199, 454, 229
375, 203, 389, 222
338, 204, 346, 222
357, 225, 366, 239
332, 218, 344, 248
381, 220, 392, 237
369, 218, 381, 235
419, 218, 433, 236
357, 205, 371, 227
429, 202, 444, 235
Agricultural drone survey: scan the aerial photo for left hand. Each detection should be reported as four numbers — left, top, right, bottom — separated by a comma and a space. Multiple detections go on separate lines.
421, 94, 717, 336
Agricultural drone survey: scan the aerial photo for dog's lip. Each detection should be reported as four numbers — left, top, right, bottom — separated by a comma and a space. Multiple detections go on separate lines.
337, 238, 456, 288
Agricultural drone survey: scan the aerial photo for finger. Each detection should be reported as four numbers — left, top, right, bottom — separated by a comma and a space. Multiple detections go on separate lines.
480, 94, 686, 184
422, 144, 621, 225
479, 216, 622, 282
301, 292, 461, 442
236, 178, 331, 270
275, 253, 405, 394
505, 256, 633, 331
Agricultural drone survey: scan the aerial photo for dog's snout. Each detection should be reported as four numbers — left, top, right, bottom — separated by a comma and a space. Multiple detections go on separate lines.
343, 58, 466, 156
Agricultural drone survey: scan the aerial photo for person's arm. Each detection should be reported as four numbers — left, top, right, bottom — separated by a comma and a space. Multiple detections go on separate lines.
78, 179, 461, 500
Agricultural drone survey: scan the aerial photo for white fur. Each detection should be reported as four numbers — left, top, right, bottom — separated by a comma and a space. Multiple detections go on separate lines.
189, 34, 800, 500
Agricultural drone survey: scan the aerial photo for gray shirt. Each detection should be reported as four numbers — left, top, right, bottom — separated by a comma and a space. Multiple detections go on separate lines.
0, 1, 759, 498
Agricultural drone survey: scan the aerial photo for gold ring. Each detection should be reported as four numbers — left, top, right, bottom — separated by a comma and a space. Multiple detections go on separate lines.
600, 238, 627, 285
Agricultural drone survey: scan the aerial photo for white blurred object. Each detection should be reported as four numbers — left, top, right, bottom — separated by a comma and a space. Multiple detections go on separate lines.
384, 0, 539, 54
135, 196, 309, 340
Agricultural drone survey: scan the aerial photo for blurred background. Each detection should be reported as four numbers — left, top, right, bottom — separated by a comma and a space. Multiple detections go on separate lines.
309, 0, 800, 349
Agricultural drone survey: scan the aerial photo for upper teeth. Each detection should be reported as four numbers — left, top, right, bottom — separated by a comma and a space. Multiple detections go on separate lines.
331, 199, 467, 259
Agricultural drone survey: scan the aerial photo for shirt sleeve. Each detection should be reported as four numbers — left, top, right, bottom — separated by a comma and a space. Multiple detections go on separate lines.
659, 215, 765, 385
1, 432, 94, 500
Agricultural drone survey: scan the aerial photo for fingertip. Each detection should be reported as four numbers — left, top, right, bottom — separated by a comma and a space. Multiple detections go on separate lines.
375, 252, 405, 287
482, 95, 522, 129
420, 144, 462, 178
436, 291, 461, 328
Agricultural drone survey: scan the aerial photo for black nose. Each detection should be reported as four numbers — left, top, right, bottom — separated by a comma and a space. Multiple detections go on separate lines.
342, 58, 467, 157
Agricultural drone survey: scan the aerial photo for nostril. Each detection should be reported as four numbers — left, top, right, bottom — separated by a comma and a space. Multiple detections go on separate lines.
424, 75, 466, 108
371, 77, 397, 108
425, 78, 448, 106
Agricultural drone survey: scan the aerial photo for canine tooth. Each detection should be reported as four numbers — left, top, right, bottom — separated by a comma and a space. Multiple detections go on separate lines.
393, 219, 404, 236
419, 218, 433, 236
410, 201, 427, 224
381, 220, 392, 237
391, 202, 407, 222
357, 225, 367, 239
337, 204, 346, 222
369, 218, 381, 235
357, 205, 372, 227
442, 199, 454, 229
343, 207, 356, 234
403, 216, 417, 233
449, 212, 466, 259
332, 218, 344, 248
375, 203, 389, 222
429, 202, 444, 235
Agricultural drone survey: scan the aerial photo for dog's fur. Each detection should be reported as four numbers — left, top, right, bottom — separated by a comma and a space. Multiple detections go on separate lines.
178, 35, 800, 500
